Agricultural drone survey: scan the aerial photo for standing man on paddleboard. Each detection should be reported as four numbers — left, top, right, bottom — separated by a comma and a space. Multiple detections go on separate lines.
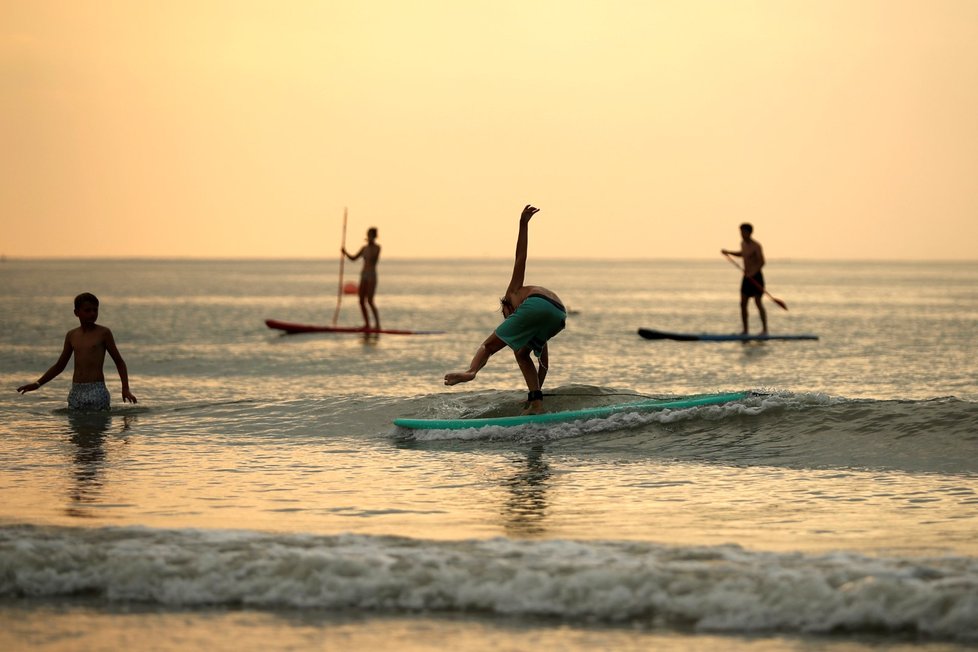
343, 227, 381, 331
444, 205, 566, 415
722, 223, 768, 335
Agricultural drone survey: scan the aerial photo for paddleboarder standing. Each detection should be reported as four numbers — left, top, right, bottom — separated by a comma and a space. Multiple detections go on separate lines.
343, 227, 381, 330
722, 223, 768, 335
444, 205, 566, 415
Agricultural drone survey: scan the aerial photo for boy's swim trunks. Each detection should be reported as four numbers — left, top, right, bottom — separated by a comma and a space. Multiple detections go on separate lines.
68, 382, 111, 411
495, 294, 566, 357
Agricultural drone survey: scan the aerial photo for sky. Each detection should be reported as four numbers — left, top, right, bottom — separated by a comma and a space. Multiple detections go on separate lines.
2, 1, 977, 260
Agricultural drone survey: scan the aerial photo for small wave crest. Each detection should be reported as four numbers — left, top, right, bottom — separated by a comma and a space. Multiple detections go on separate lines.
397, 386, 770, 443
402, 399, 765, 443
393, 390, 978, 473
1, 525, 975, 641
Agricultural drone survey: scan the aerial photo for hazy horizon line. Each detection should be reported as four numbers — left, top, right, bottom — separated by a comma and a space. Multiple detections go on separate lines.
3, 255, 977, 265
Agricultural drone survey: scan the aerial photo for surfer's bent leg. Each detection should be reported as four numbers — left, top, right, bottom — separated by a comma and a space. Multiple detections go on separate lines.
513, 348, 543, 414
514, 347, 540, 392
444, 332, 507, 386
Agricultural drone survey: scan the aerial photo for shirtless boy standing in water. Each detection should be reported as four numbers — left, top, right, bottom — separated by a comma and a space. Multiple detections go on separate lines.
722, 223, 768, 335
343, 227, 381, 330
17, 292, 137, 410
444, 205, 566, 415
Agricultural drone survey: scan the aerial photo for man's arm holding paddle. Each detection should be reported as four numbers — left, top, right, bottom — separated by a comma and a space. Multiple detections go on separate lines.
342, 246, 364, 261
722, 246, 787, 312
721, 242, 764, 277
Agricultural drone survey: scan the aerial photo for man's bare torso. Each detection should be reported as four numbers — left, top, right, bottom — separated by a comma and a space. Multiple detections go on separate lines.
509, 285, 563, 309
742, 239, 765, 277
360, 243, 380, 274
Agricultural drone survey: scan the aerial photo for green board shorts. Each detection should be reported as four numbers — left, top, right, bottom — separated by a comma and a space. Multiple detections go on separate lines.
495, 295, 566, 357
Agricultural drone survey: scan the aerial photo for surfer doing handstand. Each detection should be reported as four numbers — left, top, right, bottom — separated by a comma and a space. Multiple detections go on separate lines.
722, 222, 768, 335
343, 227, 381, 330
444, 205, 566, 415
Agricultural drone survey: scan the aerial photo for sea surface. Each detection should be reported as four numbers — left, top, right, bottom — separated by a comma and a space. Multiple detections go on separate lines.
1, 258, 976, 651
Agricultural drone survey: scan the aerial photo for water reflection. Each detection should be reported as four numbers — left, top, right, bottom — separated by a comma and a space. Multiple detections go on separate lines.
740, 340, 772, 361
63, 412, 131, 518
500, 446, 552, 536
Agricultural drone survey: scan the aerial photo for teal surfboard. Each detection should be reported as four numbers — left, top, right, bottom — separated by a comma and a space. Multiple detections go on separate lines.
393, 391, 750, 431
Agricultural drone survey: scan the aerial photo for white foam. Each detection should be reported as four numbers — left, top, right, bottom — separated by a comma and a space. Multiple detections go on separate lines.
2, 525, 975, 641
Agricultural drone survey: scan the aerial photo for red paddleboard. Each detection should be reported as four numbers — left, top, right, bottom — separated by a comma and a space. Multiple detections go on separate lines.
265, 319, 445, 336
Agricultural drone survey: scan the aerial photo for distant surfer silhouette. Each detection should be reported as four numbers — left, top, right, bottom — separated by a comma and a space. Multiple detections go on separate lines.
722, 223, 768, 335
444, 205, 566, 415
343, 227, 381, 330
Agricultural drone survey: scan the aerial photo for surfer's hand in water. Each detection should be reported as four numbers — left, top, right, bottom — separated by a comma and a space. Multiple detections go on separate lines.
520, 205, 539, 223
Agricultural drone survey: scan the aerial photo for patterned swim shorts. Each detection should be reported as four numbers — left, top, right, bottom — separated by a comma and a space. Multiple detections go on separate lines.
68, 382, 111, 411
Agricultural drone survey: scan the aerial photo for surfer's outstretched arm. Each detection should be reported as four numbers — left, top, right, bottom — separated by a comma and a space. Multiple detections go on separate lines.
506, 205, 539, 296
444, 332, 507, 386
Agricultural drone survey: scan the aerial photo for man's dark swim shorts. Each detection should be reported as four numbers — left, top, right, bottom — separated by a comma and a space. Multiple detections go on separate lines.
741, 272, 765, 298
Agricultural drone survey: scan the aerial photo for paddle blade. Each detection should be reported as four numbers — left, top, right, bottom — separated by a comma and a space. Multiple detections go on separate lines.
772, 297, 788, 311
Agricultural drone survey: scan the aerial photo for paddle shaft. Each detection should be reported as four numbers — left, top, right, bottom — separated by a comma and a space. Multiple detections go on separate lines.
723, 252, 788, 310
331, 208, 348, 325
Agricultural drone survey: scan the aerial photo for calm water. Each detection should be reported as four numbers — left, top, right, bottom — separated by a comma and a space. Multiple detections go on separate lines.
1, 258, 976, 651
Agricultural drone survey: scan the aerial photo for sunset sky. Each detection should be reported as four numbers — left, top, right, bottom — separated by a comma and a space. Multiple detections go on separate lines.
3, 1, 977, 260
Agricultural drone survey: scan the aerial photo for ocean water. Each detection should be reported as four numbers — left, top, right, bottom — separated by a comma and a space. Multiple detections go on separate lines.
0, 257, 976, 651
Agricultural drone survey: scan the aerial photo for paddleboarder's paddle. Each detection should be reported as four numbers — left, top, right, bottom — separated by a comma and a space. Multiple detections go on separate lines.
331, 208, 348, 326
723, 252, 788, 311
